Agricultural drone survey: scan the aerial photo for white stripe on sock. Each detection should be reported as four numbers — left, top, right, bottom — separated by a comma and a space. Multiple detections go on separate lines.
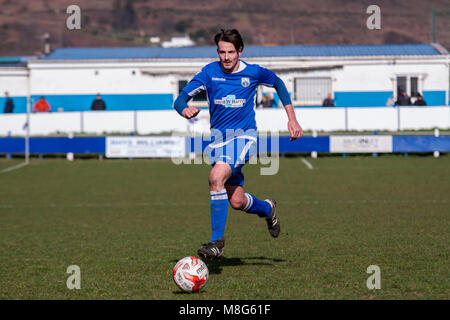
243, 193, 253, 212
210, 189, 227, 195
211, 194, 228, 200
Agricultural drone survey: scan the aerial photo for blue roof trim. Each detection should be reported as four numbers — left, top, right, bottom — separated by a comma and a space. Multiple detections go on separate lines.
0, 56, 35, 66
40, 44, 442, 60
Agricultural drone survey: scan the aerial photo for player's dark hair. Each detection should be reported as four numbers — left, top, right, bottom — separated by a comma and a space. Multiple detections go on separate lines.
214, 29, 244, 52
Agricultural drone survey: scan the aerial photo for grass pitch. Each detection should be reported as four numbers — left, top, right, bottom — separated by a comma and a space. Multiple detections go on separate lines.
0, 155, 448, 299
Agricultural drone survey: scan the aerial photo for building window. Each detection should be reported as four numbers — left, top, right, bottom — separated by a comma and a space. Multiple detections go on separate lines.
410, 77, 418, 97
396, 75, 421, 99
178, 80, 207, 101
294, 77, 332, 105
396, 76, 407, 98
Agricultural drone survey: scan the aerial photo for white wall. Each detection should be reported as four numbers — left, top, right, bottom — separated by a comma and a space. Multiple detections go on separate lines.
334, 62, 448, 92
136, 110, 191, 134
30, 112, 82, 134
399, 107, 450, 130
0, 68, 28, 96
253, 108, 340, 132
1, 107, 448, 136
0, 113, 27, 136
29, 66, 174, 95
25, 56, 449, 100
347, 108, 398, 131
83, 111, 135, 134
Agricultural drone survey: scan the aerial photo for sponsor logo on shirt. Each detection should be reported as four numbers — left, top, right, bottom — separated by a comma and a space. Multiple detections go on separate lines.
212, 77, 226, 81
214, 95, 246, 108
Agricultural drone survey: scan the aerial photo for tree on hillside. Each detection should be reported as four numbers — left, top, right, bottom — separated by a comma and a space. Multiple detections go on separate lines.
112, 0, 137, 31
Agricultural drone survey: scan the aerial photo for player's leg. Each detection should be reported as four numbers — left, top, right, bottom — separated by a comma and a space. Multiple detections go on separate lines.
225, 182, 280, 238
225, 133, 280, 237
208, 161, 232, 242
226, 184, 270, 217
198, 161, 230, 260
225, 184, 246, 210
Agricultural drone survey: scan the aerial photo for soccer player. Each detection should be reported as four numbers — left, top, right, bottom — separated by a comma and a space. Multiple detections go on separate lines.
173, 29, 303, 260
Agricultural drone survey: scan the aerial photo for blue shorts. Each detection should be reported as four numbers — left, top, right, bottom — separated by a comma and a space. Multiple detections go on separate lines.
206, 130, 258, 186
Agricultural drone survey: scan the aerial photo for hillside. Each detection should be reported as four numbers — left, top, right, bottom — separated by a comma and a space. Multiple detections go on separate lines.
0, 0, 449, 56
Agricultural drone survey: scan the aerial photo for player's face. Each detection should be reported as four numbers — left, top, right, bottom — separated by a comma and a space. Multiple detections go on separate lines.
217, 41, 242, 73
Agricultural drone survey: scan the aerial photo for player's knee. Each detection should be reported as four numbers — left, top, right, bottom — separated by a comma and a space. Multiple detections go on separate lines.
209, 172, 225, 190
209, 163, 232, 190
229, 197, 246, 210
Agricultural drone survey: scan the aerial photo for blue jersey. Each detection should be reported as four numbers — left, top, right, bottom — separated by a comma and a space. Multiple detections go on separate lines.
182, 60, 278, 135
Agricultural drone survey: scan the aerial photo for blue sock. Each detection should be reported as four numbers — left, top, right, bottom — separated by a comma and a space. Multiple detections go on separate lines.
210, 189, 228, 242
243, 193, 272, 218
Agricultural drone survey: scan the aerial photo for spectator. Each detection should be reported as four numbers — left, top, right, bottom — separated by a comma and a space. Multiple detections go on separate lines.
261, 93, 276, 108
32, 96, 51, 112
394, 90, 412, 106
414, 93, 427, 106
322, 93, 335, 107
91, 93, 107, 111
261, 94, 269, 108
269, 93, 279, 108
3, 92, 14, 113
386, 95, 395, 107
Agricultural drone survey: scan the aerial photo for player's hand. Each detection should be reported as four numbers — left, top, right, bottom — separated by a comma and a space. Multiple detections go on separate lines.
288, 119, 303, 141
182, 106, 201, 119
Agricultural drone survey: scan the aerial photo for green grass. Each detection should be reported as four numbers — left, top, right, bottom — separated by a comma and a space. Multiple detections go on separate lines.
0, 155, 449, 299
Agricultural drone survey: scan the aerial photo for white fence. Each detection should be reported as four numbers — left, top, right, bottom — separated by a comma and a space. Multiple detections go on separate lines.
0, 107, 449, 136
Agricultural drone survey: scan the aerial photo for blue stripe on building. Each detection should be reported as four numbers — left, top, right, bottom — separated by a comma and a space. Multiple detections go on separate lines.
334, 91, 393, 107
333, 91, 446, 107
1, 90, 447, 114
0, 97, 27, 113
0, 94, 174, 113
32, 94, 174, 112
420, 91, 447, 106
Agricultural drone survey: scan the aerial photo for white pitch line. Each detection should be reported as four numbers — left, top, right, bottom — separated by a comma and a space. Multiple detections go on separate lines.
0, 162, 29, 174
301, 158, 314, 170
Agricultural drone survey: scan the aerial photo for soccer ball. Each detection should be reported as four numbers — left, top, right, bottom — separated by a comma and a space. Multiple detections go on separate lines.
173, 256, 209, 292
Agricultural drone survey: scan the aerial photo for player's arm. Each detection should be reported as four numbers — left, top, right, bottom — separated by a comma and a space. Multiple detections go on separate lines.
173, 70, 208, 119
174, 91, 200, 119
272, 77, 303, 141
258, 66, 303, 141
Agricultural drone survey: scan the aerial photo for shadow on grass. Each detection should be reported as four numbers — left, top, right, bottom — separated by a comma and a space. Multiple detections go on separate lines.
172, 290, 200, 295
170, 256, 285, 275
170, 256, 285, 294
